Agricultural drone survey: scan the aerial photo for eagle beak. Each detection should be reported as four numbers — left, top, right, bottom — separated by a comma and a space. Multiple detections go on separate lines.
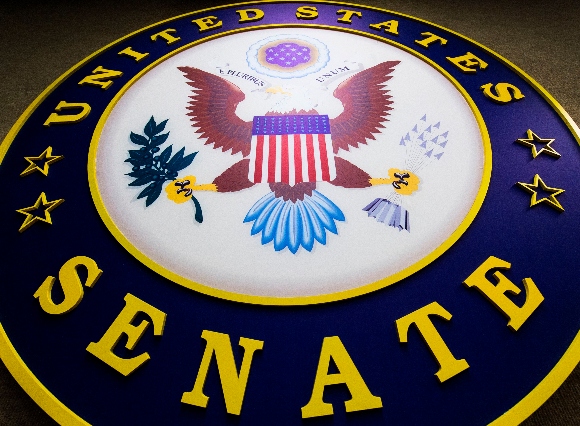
265, 86, 292, 96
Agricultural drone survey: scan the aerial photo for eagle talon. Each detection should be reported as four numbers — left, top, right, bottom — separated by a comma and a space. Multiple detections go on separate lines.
392, 173, 410, 190
370, 168, 420, 195
166, 175, 217, 204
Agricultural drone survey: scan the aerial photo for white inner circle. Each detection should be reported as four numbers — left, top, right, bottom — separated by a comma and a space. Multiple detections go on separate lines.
95, 28, 485, 298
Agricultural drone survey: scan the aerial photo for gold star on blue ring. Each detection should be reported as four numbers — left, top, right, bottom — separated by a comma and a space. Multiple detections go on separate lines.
516, 129, 560, 159
16, 192, 65, 232
517, 174, 564, 212
20, 146, 64, 177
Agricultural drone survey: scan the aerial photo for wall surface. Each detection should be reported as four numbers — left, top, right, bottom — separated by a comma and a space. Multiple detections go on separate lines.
0, 0, 578, 424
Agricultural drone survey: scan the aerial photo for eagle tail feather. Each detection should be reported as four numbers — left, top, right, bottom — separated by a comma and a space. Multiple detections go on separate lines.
244, 190, 345, 253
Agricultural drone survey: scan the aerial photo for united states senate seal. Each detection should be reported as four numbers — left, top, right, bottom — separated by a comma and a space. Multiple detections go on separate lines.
1, 2, 579, 425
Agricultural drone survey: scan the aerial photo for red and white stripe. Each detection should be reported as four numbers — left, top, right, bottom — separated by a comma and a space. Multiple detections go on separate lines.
248, 134, 336, 184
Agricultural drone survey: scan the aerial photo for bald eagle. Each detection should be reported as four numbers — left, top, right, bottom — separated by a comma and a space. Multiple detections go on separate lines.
176, 61, 400, 253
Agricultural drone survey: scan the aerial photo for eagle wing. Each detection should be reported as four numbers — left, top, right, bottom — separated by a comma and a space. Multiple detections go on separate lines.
330, 61, 399, 153
178, 66, 253, 157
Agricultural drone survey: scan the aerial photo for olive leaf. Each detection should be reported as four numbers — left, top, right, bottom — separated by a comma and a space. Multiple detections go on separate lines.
125, 117, 201, 212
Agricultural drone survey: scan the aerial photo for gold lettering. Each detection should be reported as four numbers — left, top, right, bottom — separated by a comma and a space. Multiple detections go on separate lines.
150, 28, 181, 45
236, 8, 264, 23
192, 16, 223, 32
86, 293, 166, 376
336, 9, 362, 24
396, 302, 469, 383
43, 101, 91, 126
78, 66, 123, 90
447, 52, 488, 73
118, 46, 149, 62
415, 32, 448, 48
301, 336, 382, 418
463, 256, 544, 331
181, 330, 264, 415
33, 256, 102, 315
369, 20, 399, 35
296, 6, 318, 20
481, 82, 525, 104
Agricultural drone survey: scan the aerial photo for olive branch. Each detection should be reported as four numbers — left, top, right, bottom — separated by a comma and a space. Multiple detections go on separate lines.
125, 116, 204, 222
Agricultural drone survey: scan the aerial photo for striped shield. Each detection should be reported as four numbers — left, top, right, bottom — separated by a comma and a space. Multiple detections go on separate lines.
248, 115, 336, 184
